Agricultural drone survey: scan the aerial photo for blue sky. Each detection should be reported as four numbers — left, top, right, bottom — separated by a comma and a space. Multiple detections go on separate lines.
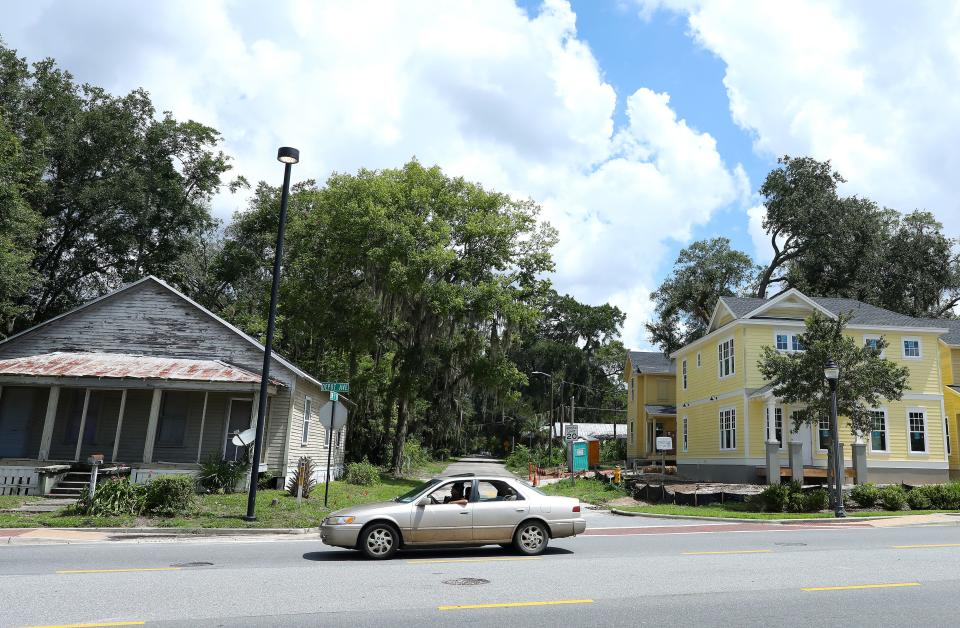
2, 0, 958, 348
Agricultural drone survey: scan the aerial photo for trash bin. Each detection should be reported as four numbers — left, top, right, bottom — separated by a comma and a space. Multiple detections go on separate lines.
567, 439, 589, 473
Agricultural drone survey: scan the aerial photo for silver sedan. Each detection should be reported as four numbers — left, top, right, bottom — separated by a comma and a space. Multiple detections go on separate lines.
320, 474, 587, 559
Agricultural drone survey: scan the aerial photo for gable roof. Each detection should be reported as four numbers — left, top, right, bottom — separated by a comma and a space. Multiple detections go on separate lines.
0, 276, 324, 389
627, 350, 675, 374
941, 320, 960, 346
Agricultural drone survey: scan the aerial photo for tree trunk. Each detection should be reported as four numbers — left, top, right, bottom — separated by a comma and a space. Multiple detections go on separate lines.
392, 396, 411, 474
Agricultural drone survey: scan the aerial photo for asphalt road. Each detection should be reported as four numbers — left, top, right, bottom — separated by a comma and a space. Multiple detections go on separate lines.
3, 510, 960, 628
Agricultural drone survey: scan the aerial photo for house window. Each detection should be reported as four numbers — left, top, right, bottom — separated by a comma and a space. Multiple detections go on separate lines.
718, 338, 735, 378
696, 352, 701, 368
157, 391, 189, 447
776, 333, 789, 351
336, 429, 342, 448
817, 415, 831, 451
630, 379, 634, 401
902, 338, 922, 359
775, 331, 805, 352
945, 417, 951, 456
863, 335, 885, 357
302, 397, 312, 446
869, 410, 887, 452
629, 421, 634, 438
657, 380, 669, 401
682, 416, 688, 452
719, 407, 736, 450
908, 410, 927, 453
774, 407, 783, 448
682, 360, 688, 390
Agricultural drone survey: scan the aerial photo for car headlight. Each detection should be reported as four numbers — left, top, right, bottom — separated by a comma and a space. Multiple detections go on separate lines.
325, 516, 356, 525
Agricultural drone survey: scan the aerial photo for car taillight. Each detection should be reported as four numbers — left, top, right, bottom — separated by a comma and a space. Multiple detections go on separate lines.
572, 505, 580, 513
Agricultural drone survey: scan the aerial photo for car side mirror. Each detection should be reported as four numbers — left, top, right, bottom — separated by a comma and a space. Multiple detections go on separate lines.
416, 497, 430, 507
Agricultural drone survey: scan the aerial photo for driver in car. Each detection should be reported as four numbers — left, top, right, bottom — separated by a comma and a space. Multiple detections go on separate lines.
443, 482, 468, 506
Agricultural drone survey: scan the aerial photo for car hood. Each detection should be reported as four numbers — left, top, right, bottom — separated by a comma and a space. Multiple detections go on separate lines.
327, 500, 407, 519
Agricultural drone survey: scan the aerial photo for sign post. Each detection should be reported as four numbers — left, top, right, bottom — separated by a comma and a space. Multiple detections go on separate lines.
655, 436, 673, 498
319, 383, 349, 507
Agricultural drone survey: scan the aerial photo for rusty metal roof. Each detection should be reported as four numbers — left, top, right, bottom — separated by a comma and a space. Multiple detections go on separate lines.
0, 352, 283, 386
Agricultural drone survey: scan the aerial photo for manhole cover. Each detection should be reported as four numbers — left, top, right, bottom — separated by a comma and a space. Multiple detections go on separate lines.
170, 561, 214, 568
774, 542, 807, 547
443, 578, 489, 586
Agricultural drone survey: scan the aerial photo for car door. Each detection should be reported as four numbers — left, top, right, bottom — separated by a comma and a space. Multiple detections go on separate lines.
471, 480, 529, 542
408, 480, 474, 543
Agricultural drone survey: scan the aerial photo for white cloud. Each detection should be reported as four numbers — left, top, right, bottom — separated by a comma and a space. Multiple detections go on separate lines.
1, 0, 745, 348
639, 0, 960, 235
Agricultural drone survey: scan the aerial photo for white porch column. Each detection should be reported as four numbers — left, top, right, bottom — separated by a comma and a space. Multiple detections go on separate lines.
73, 389, 92, 461
111, 389, 128, 462
38, 386, 60, 461
196, 391, 209, 463
764, 398, 779, 485
142, 389, 163, 464
249, 391, 260, 430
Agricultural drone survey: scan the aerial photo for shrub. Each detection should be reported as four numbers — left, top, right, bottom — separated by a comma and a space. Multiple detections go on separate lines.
402, 440, 431, 472
77, 478, 147, 516
346, 459, 380, 486
144, 475, 195, 515
505, 444, 533, 471
879, 485, 908, 511
197, 456, 248, 494
287, 456, 317, 498
756, 482, 792, 512
802, 488, 829, 512
600, 439, 626, 463
257, 470, 276, 490
906, 486, 933, 511
850, 483, 880, 508
939, 482, 960, 509
434, 448, 450, 461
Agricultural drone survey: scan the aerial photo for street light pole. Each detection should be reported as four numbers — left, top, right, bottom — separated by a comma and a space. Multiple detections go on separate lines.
824, 359, 845, 518
244, 146, 299, 522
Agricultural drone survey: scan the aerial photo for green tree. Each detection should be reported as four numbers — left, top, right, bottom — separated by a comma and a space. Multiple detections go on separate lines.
0, 42, 233, 330
757, 311, 909, 437
646, 238, 756, 354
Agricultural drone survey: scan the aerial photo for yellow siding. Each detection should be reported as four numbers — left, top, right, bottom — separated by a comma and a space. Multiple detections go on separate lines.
678, 396, 744, 460
626, 372, 642, 458
951, 347, 960, 386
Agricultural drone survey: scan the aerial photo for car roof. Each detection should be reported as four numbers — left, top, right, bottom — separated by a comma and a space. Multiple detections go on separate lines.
431, 475, 521, 482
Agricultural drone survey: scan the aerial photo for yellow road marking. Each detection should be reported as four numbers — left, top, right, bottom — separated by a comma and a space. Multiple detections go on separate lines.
893, 543, 960, 549
682, 550, 772, 555
408, 557, 543, 564
439, 599, 593, 611
802, 582, 920, 592
22, 622, 145, 628
56, 568, 180, 574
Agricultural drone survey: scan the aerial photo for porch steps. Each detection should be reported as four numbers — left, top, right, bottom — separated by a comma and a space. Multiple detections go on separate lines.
48, 472, 92, 497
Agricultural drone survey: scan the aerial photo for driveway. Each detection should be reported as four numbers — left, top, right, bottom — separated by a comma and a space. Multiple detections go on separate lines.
440, 456, 515, 477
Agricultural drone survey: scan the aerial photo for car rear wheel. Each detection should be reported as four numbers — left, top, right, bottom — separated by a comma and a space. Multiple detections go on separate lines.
360, 523, 399, 560
513, 520, 549, 555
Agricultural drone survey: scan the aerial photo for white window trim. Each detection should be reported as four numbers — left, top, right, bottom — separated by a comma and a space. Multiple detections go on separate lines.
302, 395, 312, 446
774, 329, 806, 353
681, 416, 688, 452
863, 334, 886, 358
719, 406, 736, 451
816, 415, 831, 452
718, 337, 735, 380
774, 407, 784, 450
945, 416, 951, 456
902, 336, 922, 360
867, 407, 890, 453
682, 359, 688, 390
906, 407, 929, 455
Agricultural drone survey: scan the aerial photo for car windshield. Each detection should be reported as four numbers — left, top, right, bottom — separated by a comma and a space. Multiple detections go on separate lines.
394, 478, 441, 503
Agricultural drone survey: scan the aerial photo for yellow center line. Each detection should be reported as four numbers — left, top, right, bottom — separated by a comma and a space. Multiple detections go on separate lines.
22, 622, 145, 628
802, 582, 920, 592
682, 550, 772, 555
56, 568, 181, 575
439, 599, 593, 611
893, 543, 960, 549
408, 557, 543, 564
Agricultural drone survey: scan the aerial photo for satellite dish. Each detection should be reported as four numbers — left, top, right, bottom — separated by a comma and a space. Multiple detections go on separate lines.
232, 428, 256, 447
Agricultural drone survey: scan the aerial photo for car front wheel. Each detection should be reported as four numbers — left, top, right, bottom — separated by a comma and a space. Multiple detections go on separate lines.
513, 521, 549, 556
360, 523, 399, 560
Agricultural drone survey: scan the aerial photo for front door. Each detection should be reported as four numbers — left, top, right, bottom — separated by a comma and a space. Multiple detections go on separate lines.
408, 480, 474, 543
472, 480, 528, 542
223, 399, 252, 461
0, 388, 37, 458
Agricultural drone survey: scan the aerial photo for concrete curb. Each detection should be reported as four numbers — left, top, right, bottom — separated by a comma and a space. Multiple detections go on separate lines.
608, 508, 921, 524
1, 526, 315, 537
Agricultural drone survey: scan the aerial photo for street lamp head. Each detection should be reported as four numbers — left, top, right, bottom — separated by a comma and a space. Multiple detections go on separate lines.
824, 359, 839, 382
277, 146, 300, 164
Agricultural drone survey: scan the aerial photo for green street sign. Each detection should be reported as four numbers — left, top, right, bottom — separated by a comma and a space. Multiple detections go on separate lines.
329, 391, 339, 402
320, 382, 349, 393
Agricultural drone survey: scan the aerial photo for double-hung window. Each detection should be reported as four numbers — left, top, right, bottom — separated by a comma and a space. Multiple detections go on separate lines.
682, 416, 688, 452
696, 352, 701, 368
902, 338, 922, 359
157, 391, 189, 447
816, 415, 831, 451
302, 397, 312, 446
908, 410, 927, 453
946, 417, 952, 456
775, 331, 805, 352
869, 410, 888, 452
863, 335, 885, 357
682, 360, 688, 390
718, 338, 735, 378
765, 407, 784, 448
719, 408, 736, 450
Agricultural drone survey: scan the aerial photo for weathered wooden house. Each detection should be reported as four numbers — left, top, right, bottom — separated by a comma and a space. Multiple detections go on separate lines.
0, 276, 346, 496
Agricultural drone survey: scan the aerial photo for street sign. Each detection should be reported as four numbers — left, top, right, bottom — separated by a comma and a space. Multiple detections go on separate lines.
564, 425, 578, 440
329, 391, 339, 402
319, 400, 348, 430
319, 382, 349, 392
656, 436, 673, 451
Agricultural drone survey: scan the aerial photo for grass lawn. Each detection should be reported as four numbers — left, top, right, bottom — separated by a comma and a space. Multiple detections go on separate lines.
0, 476, 426, 529
540, 478, 629, 506
615, 503, 960, 520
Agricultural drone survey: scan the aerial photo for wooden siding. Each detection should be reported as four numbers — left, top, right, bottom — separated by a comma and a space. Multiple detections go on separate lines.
285, 380, 346, 478
678, 396, 745, 460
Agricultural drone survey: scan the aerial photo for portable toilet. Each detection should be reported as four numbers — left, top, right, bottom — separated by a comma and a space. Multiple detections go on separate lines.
586, 438, 600, 468
567, 439, 589, 473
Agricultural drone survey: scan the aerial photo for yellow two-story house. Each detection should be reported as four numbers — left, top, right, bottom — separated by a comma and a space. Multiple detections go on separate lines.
671, 288, 954, 484
941, 321, 960, 479
624, 351, 677, 464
